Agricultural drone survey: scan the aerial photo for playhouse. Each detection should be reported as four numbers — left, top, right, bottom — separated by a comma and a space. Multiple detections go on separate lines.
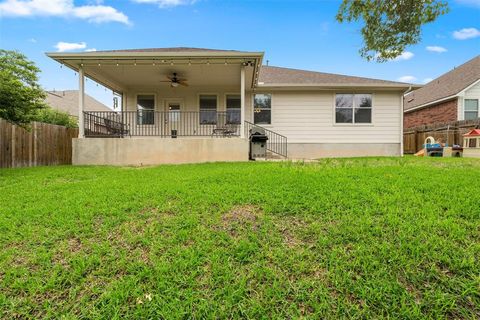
463, 129, 480, 158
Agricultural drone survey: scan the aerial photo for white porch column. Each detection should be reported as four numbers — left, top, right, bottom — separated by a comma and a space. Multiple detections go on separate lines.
78, 67, 85, 138
240, 65, 246, 138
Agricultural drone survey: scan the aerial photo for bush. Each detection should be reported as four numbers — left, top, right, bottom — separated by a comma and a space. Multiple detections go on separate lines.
33, 107, 78, 128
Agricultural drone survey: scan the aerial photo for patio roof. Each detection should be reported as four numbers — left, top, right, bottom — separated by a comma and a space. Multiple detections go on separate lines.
46, 47, 264, 92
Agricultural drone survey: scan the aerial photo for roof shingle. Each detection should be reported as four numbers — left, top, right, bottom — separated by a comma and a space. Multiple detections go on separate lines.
404, 55, 480, 111
258, 65, 412, 86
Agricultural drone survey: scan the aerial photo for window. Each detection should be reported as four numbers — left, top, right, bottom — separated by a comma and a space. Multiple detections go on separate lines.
335, 94, 372, 124
199, 95, 217, 124
464, 99, 479, 120
137, 95, 155, 125
226, 94, 241, 124
469, 138, 477, 148
254, 94, 271, 125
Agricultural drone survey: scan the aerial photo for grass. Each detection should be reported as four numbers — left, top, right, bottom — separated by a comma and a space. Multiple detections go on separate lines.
0, 157, 479, 319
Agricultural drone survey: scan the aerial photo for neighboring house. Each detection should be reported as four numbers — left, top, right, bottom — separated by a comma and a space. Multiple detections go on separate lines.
45, 90, 112, 119
46, 47, 417, 165
404, 55, 480, 129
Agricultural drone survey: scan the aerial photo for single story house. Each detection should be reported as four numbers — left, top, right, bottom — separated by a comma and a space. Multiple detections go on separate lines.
45, 90, 112, 120
404, 55, 480, 129
46, 47, 418, 165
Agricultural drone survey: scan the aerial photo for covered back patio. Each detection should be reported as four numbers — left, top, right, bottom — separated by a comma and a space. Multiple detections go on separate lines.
47, 48, 268, 165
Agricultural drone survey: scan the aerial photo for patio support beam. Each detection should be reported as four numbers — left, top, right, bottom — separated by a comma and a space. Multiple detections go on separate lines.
240, 65, 246, 138
78, 66, 85, 138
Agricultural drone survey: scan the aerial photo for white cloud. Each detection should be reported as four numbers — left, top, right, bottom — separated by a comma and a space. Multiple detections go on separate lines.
55, 41, 86, 52
28, 38, 36, 43
455, 0, 480, 8
397, 75, 417, 83
423, 78, 434, 84
392, 51, 414, 61
0, 0, 130, 25
131, 0, 196, 7
426, 46, 447, 53
453, 28, 480, 40
85, 48, 97, 52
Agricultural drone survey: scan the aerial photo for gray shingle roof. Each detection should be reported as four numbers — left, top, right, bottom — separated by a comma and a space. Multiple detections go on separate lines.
258, 65, 413, 86
404, 55, 480, 111
45, 90, 112, 117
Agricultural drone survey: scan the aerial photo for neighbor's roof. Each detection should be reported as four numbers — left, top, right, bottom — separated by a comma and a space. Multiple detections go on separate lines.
464, 129, 480, 137
258, 65, 416, 88
45, 90, 112, 117
404, 55, 480, 111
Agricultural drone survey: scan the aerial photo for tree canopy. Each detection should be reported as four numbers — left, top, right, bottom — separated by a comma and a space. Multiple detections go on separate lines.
336, 0, 449, 62
0, 49, 76, 128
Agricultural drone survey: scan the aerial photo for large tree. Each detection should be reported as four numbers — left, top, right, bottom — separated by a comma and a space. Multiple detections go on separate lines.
336, 0, 449, 62
0, 49, 47, 125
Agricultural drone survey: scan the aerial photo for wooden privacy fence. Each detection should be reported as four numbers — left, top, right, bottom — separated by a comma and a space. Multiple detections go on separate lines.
0, 119, 78, 168
403, 119, 480, 154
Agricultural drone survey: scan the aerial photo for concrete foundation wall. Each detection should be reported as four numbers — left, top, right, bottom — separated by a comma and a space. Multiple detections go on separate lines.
287, 143, 401, 159
73, 138, 249, 166
463, 149, 480, 158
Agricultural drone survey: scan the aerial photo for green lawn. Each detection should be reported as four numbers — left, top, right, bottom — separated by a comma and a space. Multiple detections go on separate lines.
0, 158, 479, 319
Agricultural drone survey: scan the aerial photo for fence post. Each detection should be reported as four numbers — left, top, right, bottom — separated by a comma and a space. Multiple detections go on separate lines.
11, 124, 15, 168
33, 122, 38, 166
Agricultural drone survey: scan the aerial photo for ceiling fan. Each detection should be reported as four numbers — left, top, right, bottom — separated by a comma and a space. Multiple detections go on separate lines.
160, 73, 188, 87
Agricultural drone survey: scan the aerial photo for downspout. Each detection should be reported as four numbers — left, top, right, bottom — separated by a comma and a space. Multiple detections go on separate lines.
401, 86, 413, 156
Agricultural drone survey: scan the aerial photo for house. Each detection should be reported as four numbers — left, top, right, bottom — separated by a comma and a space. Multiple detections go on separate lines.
45, 90, 112, 119
46, 47, 417, 165
404, 55, 480, 129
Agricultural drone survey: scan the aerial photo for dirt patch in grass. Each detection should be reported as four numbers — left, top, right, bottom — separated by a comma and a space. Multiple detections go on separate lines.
220, 205, 263, 237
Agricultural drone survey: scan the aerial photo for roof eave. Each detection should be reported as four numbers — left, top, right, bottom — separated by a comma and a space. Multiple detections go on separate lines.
46, 51, 265, 59
257, 83, 420, 89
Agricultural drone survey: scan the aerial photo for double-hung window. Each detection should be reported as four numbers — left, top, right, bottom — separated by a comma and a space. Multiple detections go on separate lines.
335, 93, 372, 124
254, 94, 272, 125
137, 95, 155, 125
226, 94, 241, 124
199, 95, 217, 124
464, 99, 479, 120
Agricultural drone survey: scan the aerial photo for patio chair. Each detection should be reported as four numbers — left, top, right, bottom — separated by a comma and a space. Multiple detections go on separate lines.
104, 118, 130, 137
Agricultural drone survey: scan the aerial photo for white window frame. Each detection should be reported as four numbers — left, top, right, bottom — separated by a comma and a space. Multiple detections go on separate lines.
333, 93, 374, 126
464, 99, 479, 120
136, 93, 156, 126
198, 93, 218, 125
225, 93, 241, 125
253, 93, 273, 126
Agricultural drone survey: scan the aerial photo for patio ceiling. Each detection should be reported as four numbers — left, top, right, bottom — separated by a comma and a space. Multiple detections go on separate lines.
46, 51, 264, 93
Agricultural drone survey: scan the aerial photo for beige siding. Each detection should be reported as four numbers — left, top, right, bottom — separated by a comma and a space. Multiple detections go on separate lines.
459, 80, 480, 120
251, 90, 402, 144
464, 81, 480, 100
125, 86, 241, 112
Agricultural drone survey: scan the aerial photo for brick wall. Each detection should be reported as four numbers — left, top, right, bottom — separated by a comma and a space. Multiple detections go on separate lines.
404, 98, 458, 129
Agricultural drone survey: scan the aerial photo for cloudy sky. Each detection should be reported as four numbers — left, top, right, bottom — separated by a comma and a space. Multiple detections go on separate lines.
1, 0, 479, 107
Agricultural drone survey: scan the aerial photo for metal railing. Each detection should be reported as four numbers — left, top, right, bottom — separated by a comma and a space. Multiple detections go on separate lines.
245, 121, 288, 158
84, 111, 241, 138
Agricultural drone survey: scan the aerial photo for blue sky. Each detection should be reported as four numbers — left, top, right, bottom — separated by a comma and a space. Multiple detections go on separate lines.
1, 0, 479, 107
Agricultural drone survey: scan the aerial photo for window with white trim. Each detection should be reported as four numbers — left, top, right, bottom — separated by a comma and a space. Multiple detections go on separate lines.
137, 95, 155, 125
464, 99, 479, 120
226, 94, 241, 124
199, 95, 217, 124
335, 94, 372, 124
254, 94, 271, 125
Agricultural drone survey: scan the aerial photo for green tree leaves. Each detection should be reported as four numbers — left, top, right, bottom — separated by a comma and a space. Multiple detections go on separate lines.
337, 0, 449, 62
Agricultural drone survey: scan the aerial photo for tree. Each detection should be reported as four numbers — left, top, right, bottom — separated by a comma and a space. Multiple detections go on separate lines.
0, 49, 47, 125
336, 0, 449, 62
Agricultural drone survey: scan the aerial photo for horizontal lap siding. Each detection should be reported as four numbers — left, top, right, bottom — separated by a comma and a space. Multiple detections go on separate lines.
268, 91, 401, 143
